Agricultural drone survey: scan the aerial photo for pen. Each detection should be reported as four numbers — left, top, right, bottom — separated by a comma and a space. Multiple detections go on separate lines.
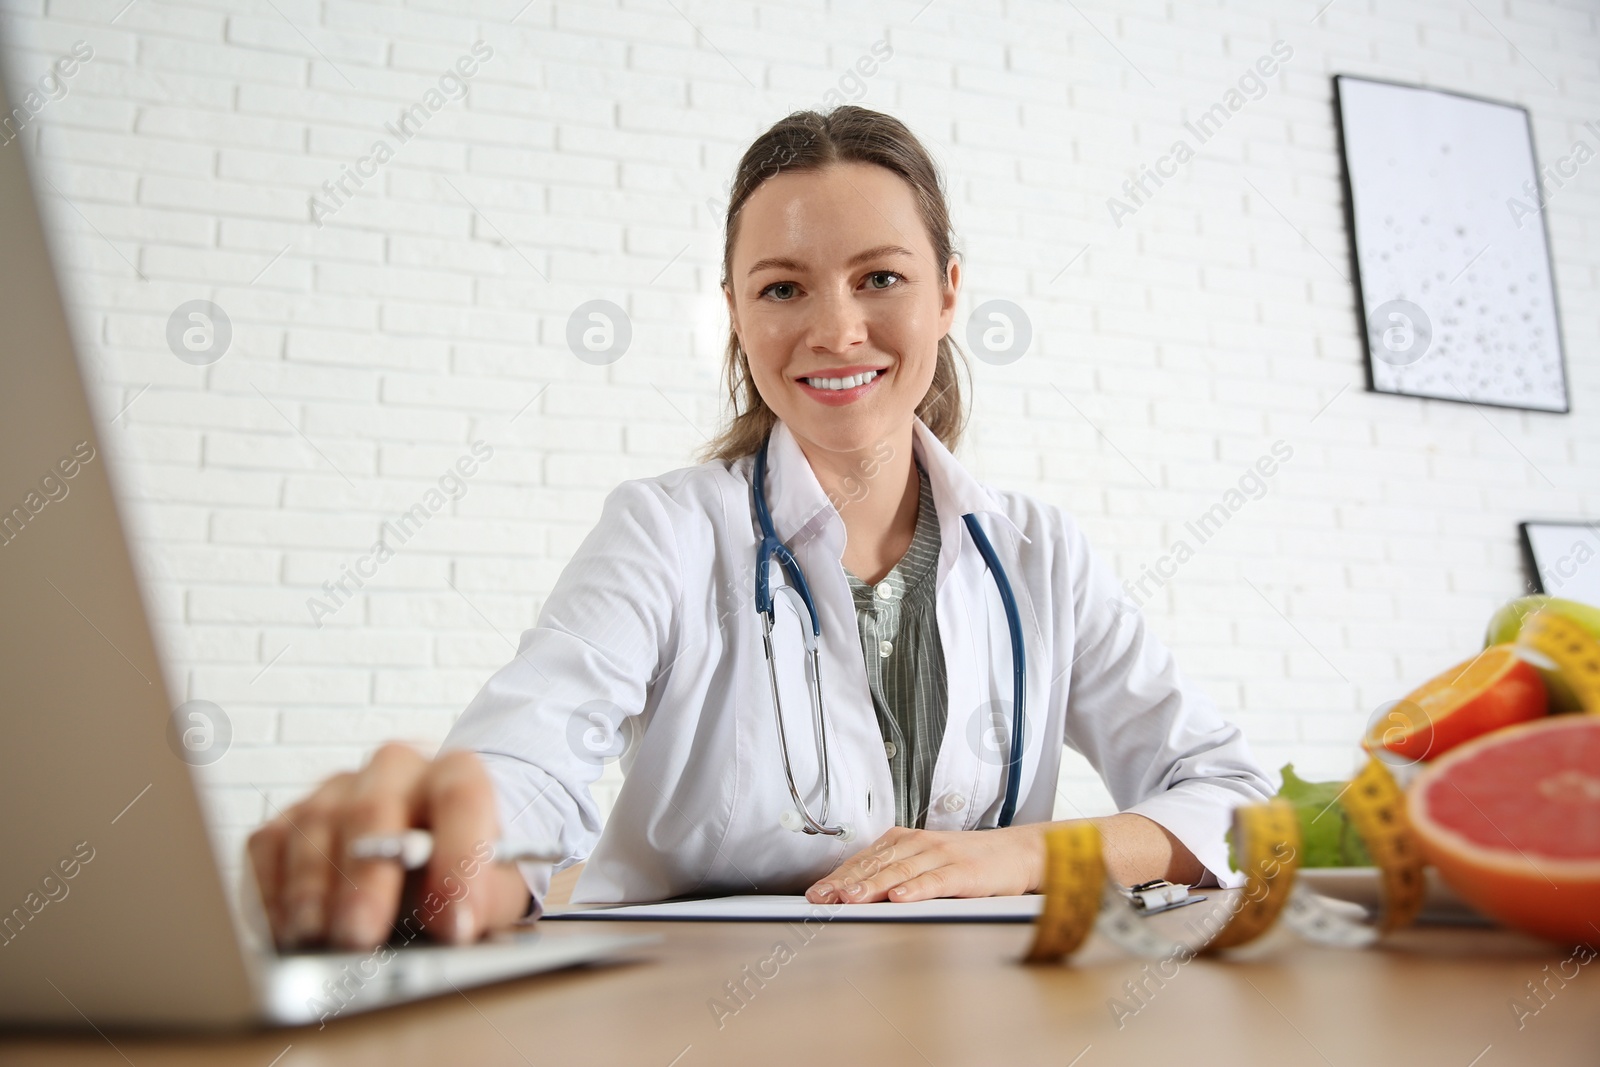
347, 829, 563, 870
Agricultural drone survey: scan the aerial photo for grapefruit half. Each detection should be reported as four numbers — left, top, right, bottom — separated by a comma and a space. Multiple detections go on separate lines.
1407, 715, 1600, 944
1364, 644, 1547, 764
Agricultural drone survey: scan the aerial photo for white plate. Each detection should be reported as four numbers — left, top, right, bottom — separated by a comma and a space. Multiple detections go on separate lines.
1298, 866, 1492, 926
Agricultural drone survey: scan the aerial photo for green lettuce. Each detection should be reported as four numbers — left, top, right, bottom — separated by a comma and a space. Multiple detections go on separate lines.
1228, 763, 1374, 871
1276, 763, 1374, 868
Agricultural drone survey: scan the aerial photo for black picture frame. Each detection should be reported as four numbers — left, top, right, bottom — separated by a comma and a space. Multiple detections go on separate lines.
1333, 74, 1571, 414
1517, 520, 1600, 602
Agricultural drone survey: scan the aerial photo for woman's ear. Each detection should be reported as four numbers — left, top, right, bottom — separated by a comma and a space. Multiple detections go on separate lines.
938, 253, 961, 331
723, 282, 741, 341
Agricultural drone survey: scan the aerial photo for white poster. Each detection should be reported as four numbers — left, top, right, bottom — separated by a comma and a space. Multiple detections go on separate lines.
1337, 75, 1569, 412
1522, 522, 1600, 608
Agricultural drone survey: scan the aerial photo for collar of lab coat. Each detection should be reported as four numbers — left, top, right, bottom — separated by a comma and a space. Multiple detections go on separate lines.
761, 416, 1031, 578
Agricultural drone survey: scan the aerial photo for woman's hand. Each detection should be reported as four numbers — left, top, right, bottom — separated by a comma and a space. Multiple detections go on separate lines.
804, 824, 1046, 904
804, 814, 1204, 904
246, 743, 534, 951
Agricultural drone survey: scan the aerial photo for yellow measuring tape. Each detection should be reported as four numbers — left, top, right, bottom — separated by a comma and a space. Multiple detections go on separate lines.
1022, 822, 1102, 963
1518, 610, 1600, 715
1341, 756, 1426, 933
1202, 799, 1300, 953
1024, 758, 1423, 963
1024, 611, 1600, 963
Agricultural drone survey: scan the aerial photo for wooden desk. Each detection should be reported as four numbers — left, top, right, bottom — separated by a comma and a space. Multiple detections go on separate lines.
3, 864, 1596, 1065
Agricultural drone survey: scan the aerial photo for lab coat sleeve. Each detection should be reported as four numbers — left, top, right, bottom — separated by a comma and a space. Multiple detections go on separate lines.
438, 477, 682, 919
1056, 511, 1276, 889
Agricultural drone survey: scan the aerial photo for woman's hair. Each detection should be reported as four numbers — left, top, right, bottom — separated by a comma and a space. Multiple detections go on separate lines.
695, 105, 971, 465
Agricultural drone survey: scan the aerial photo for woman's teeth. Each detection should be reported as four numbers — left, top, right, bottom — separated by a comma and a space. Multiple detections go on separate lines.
803, 369, 882, 391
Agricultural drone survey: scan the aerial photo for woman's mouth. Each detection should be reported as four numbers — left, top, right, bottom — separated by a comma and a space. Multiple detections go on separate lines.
795, 367, 887, 406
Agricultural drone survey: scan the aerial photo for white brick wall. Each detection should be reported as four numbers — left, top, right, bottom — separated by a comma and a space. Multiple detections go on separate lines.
4, 0, 1598, 881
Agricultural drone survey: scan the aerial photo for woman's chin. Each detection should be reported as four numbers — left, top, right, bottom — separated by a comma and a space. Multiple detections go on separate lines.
788, 415, 899, 456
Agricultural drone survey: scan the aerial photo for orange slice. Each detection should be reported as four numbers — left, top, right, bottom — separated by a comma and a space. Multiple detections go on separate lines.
1364, 644, 1547, 764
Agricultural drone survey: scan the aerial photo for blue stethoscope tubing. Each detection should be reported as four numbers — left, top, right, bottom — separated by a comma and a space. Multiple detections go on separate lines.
752, 430, 1026, 837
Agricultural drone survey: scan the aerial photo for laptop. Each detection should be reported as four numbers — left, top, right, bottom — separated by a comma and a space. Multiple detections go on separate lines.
0, 47, 654, 1029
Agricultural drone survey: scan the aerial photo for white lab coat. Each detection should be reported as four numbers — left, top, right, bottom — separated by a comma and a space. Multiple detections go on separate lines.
441, 416, 1275, 915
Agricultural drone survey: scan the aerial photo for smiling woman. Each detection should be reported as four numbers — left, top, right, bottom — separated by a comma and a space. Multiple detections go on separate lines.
706, 110, 966, 466
246, 105, 1275, 951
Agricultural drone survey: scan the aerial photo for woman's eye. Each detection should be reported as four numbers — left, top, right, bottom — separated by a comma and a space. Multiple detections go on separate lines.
758, 273, 903, 300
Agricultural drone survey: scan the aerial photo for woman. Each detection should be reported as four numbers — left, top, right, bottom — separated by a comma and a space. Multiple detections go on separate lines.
248, 106, 1274, 950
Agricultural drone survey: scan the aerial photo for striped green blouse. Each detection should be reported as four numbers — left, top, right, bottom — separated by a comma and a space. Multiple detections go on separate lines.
842, 458, 948, 829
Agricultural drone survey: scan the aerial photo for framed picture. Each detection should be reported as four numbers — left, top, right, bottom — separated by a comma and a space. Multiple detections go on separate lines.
1334, 74, 1570, 413
1519, 521, 1600, 606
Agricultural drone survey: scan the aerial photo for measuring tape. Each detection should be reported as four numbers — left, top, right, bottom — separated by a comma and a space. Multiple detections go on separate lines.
1025, 611, 1600, 964
1518, 610, 1600, 715
1024, 758, 1423, 963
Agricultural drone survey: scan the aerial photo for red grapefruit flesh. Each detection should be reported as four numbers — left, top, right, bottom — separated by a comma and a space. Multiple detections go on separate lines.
1365, 644, 1547, 763
1407, 716, 1600, 944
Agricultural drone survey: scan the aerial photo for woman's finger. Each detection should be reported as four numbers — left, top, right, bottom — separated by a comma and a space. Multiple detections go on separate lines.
246, 819, 289, 938
276, 774, 355, 947
326, 742, 430, 949
883, 863, 959, 902
413, 750, 524, 943
806, 828, 924, 903
834, 844, 946, 903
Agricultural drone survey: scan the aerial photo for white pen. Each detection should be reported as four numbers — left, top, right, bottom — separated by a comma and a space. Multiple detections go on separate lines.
347, 829, 562, 870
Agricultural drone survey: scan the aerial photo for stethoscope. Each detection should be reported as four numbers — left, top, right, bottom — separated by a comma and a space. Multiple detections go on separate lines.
751, 429, 1027, 842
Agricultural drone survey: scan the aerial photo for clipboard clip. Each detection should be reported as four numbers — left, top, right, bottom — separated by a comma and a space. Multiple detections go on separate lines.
1121, 879, 1199, 916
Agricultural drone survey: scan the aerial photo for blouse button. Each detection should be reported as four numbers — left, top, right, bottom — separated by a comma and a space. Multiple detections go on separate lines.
940, 793, 966, 813
884, 741, 897, 760
878, 639, 892, 658
874, 580, 894, 600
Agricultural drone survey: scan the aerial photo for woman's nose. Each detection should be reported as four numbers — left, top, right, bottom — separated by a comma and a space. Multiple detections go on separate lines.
806, 288, 870, 353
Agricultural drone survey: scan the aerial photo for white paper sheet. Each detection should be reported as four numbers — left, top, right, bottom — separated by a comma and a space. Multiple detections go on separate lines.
543, 893, 1045, 923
